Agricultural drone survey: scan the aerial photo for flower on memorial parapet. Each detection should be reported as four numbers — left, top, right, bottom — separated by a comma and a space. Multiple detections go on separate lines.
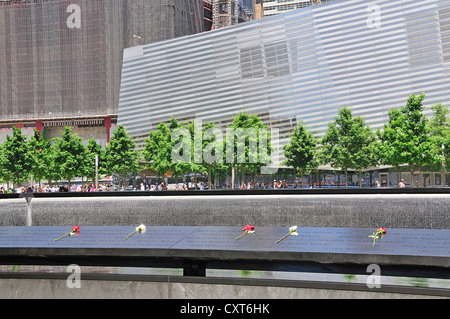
53, 226, 80, 242
235, 225, 255, 240
124, 224, 146, 240
275, 226, 299, 244
369, 227, 387, 246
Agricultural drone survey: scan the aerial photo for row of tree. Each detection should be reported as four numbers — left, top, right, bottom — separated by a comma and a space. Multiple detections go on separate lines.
0, 93, 449, 190
142, 113, 271, 189
0, 125, 140, 190
284, 93, 450, 187
0, 111, 270, 190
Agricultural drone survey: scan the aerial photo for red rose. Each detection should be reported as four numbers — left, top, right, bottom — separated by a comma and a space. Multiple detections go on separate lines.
53, 226, 80, 242
236, 225, 256, 240
377, 227, 386, 234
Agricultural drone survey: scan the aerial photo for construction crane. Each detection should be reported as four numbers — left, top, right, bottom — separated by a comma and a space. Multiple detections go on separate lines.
311, 0, 322, 5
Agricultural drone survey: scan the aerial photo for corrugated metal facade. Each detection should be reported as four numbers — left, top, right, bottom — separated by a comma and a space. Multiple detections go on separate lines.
0, 0, 204, 122
118, 0, 450, 164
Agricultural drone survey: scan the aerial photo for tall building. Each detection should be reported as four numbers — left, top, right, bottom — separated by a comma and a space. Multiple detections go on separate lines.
238, 0, 264, 21
0, 0, 204, 146
212, 0, 239, 29
118, 0, 450, 166
204, 1, 214, 30
254, 0, 265, 19
263, 0, 327, 17
206, 0, 264, 30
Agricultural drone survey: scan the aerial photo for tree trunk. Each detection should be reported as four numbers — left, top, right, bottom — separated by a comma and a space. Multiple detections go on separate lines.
231, 166, 235, 189
16, 171, 20, 189
208, 164, 211, 190
301, 169, 304, 189
337, 172, 340, 188
194, 171, 198, 190
359, 168, 362, 188
345, 167, 348, 189
396, 167, 400, 187
318, 169, 321, 188
442, 143, 446, 188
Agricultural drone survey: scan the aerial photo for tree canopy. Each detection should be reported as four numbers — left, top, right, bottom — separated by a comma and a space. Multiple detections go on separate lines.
105, 125, 140, 190
378, 93, 441, 184
2, 126, 32, 187
283, 121, 318, 188
320, 106, 377, 188
53, 127, 87, 190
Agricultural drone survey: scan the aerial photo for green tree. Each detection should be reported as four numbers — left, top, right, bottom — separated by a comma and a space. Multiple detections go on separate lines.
106, 125, 140, 190
225, 112, 272, 185
28, 129, 51, 190
84, 139, 106, 185
428, 103, 450, 186
400, 94, 440, 176
183, 120, 208, 189
376, 107, 405, 184
173, 119, 228, 189
378, 93, 440, 185
283, 121, 318, 188
143, 121, 174, 184
350, 117, 378, 187
0, 143, 14, 190
42, 139, 61, 187
321, 106, 376, 188
201, 121, 225, 189
53, 127, 87, 191
2, 126, 32, 188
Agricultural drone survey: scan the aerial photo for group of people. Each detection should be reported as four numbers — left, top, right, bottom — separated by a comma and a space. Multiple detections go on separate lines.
69, 184, 110, 192
4, 178, 422, 193
376, 178, 419, 188
239, 180, 302, 190
0, 185, 67, 193
138, 182, 190, 191
0, 186, 17, 194
0, 184, 112, 193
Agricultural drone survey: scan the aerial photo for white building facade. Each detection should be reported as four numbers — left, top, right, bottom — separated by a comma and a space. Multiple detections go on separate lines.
118, 0, 450, 166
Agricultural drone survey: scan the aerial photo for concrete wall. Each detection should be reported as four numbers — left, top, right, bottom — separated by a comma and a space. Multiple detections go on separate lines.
0, 276, 445, 299
1, 194, 449, 229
